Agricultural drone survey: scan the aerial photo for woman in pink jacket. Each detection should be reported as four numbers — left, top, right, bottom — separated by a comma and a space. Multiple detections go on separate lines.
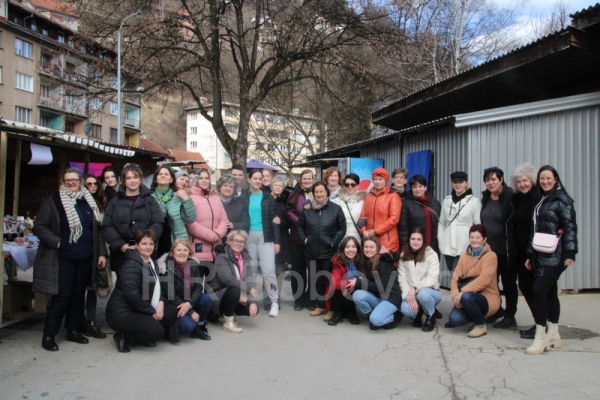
186, 169, 228, 262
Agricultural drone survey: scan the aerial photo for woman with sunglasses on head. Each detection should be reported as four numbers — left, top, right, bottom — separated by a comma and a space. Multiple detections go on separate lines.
79, 174, 110, 339
399, 174, 442, 254
33, 168, 107, 351
186, 168, 229, 262
101, 166, 121, 202
209, 230, 259, 333
102, 164, 164, 272
523, 166, 577, 355
332, 173, 365, 243
151, 166, 197, 256
106, 230, 179, 352
286, 169, 315, 311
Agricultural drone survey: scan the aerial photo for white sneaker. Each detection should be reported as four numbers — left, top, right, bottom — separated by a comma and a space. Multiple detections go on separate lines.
269, 303, 280, 317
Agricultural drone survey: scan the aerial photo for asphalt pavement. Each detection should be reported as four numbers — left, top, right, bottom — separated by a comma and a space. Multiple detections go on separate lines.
1, 282, 600, 400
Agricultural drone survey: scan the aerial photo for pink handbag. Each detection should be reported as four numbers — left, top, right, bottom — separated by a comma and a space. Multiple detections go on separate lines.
532, 232, 560, 254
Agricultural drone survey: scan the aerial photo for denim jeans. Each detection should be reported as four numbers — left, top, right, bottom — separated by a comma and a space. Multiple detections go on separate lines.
449, 292, 489, 327
177, 293, 213, 334
352, 290, 398, 327
400, 287, 442, 318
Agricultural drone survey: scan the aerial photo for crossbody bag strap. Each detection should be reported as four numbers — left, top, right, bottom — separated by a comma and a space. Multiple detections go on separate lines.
461, 252, 488, 279
445, 196, 472, 229
344, 201, 360, 233
412, 199, 439, 219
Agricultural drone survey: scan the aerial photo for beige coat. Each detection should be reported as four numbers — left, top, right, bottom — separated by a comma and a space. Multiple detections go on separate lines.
398, 246, 440, 299
450, 244, 500, 317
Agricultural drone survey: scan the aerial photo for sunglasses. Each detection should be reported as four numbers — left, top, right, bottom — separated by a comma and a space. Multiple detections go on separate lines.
344, 182, 357, 188
86, 182, 98, 186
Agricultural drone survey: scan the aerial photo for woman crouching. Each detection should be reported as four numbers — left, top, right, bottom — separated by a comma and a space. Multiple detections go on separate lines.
157, 239, 213, 340
106, 230, 178, 352
209, 230, 259, 333
346, 237, 402, 330
447, 225, 500, 338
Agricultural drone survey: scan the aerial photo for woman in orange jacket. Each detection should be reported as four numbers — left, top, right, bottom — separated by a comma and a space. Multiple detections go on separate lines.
359, 168, 401, 252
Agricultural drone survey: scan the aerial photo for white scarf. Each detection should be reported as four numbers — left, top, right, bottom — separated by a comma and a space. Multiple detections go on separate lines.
59, 184, 101, 243
147, 259, 161, 309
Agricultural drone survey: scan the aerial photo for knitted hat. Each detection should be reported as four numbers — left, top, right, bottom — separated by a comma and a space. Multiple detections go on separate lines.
175, 170, 189, 179
372, 168, 389, 182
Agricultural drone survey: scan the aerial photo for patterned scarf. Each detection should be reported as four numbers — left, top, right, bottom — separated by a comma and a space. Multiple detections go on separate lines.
59, 184, 100, 243
154, 187, 174, 217
311, 197, 329, 210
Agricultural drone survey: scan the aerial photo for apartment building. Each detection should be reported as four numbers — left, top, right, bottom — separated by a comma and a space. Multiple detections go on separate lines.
0, 1, 142, 145
185, 101, 321, 179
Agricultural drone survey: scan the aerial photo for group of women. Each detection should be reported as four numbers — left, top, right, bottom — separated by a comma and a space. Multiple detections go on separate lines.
32, 160, 577, 356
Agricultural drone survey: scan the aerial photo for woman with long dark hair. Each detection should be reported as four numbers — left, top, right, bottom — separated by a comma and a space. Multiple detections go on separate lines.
33, 168, 107, 351
398, 228, 441, 332
101, 166, 121, 202
524, 166, 577, 355
327, 236, 362, 326
346, 237, 402, 330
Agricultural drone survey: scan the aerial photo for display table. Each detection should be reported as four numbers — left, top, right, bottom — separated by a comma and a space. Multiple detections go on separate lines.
2, 244, 39, 327
2, 243, 37, 271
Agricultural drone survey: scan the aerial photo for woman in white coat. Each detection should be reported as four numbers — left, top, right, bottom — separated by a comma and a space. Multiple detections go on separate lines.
398, 228, 441, 332
332, 173, 365, 242
438, 171, 482, 271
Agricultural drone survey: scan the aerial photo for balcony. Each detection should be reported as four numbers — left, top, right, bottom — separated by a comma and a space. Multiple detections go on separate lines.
38, 95, 64, 110
38, 61, 65, 79
124, 117, 140, 129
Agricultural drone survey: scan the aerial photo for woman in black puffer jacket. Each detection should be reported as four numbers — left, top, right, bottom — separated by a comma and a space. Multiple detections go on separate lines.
102, 164, 163, 271
524, 165, 577, 355
297, 182, 346, 317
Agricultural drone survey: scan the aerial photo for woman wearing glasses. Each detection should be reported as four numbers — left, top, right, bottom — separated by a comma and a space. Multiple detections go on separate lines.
102, 164, 164, 272
209, 230, 260, 333
332, 173, 365, 242
33, 168, 108, 351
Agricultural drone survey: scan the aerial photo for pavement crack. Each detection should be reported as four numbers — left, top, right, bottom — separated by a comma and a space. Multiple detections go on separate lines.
433, 327, 462, 400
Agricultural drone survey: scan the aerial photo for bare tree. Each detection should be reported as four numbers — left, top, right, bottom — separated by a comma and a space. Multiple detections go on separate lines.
529, 1, 573, 39
70, 0, 401, 165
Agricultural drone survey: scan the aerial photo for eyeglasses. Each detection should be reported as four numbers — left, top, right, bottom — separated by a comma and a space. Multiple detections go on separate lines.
344, 182, 357, 188
64, 179, 80, 184
232, 239, 246, 245
86, 182, 98, 186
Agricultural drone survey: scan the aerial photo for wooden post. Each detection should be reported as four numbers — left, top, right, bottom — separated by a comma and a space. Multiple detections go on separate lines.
12, 140, 22, 216
84, 151, 90, 175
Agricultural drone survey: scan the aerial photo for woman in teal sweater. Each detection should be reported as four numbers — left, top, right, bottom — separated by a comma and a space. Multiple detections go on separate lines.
151, 167, 197, 256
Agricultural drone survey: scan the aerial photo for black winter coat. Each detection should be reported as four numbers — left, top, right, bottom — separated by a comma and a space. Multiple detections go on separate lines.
156, 253, 208, 314
102, 185, 163, 269
354, 252, 402, 308
33, 192, 107, 295
481, 184, 516, 262
273, 191, 291, 264
223, 195, 250, 235
244, 191, 281, 244
106, 250, 167, 326
208, 245, 255, 314
399, 192, 442, 252
526, 189, 578, 279
297, 200, 346, 260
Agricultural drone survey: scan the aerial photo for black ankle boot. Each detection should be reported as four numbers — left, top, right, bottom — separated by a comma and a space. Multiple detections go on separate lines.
165, 323, 180, 344
190, 324, 211, 340
422, 315, 436, 332
113, 333, 130, 353
327, 312, 344, 326
412, 309, 424, 328
83, 320, 107, 339
520, 325, 536, 339
382, 312, 403, 330
42, 335, 59, 351
66, 331, 89, 344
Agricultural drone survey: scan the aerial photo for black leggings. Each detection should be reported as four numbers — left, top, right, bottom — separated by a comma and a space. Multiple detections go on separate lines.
532, 276, 560, 326
497, 255, 519, 318
110, 302, 178, 344
84, 290, 97, 321
290, 243, 308, 302
516, 255, 535, 317
219, 287, 257, 317
330, 290, 357, 317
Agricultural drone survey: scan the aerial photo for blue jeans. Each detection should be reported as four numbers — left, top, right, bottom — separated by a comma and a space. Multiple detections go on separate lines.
352, 290, 398, 327
400, 287, 442, 318
177, 293, 213, 334
449, 292, 489, 327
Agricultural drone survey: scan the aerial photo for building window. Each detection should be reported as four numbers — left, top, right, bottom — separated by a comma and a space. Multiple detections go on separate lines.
65, 120, 75, 133
15, 72, 34, 92
254, 113, 263, 122
90, 97, 102, 111
42, 28, 48, 36
190, 141, 197, 149
110, 76, 118, 90
91, 124, 102, 139
190, 126, 197, 134
189, 112, 197, 120
57, 34, 64, 43
110, 128, 117, 142
15, 38, 33, 59
109, 102, 118, 115
224, 108, 235, 117
225, 123, 238, 133
15, 107, 32, 123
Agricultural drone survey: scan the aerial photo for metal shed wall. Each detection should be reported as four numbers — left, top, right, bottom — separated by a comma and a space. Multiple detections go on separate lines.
360, 140, 403, 173
467, 105, 600, 290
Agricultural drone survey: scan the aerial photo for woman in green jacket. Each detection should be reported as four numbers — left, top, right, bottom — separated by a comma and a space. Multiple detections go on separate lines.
151, 166, 197, 256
